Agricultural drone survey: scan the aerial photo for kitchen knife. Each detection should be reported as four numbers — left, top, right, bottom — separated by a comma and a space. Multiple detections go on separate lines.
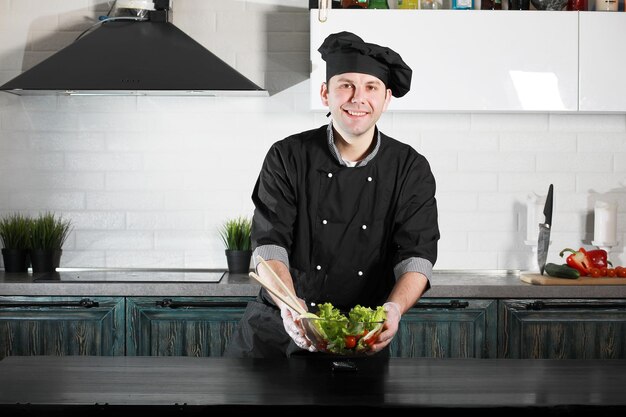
537, 184, 554, 275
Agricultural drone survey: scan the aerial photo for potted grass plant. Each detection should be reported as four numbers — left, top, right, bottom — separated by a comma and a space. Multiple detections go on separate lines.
0, 213, 32, 273
219, 216, 252, 274
29, 212, 72, 273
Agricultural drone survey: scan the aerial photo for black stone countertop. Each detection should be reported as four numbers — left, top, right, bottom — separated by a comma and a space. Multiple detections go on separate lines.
1, 269, 626, 298
0, 355, 625, 415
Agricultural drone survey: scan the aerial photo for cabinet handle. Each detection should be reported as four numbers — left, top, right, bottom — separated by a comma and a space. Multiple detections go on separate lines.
156, 299, 249, 308
0, 298, 99, 308
318, 0, 330, 22
412, 300, 469, 309
525, 301, 626, 311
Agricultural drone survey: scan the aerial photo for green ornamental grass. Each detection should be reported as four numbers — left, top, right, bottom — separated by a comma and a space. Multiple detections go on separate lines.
29, 212, 73, 249
0, 213, 32, 249
219, 216, 252, 251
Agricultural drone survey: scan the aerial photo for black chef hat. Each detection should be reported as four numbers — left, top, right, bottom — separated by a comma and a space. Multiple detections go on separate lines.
318, 31, 412, 98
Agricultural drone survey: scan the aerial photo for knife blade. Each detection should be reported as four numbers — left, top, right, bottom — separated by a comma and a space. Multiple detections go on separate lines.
537, 184, 554, 275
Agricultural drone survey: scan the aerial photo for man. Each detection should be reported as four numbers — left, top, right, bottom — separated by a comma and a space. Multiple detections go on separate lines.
225, 31, 439, 358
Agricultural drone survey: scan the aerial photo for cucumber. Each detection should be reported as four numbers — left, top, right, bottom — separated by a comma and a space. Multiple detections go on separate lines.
544, 263, 580, 279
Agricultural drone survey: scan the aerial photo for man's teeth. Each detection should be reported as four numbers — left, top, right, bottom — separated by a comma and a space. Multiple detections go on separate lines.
347, 110, 366, 116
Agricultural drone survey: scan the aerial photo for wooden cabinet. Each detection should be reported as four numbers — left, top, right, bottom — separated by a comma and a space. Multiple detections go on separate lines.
128, 297, 497, 358
3, 294, 625, 359
126, 297, 252, 357
0, 296, 124, 359
310, 10, 579, 112
498, 299, 626, 359
391, 298, 497, 358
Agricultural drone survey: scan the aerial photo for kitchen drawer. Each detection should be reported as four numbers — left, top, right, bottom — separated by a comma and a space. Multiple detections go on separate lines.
126, 296, 253, 357
391, 298, 497, 358
0, 296, 125, 358
499, 299, 626, 359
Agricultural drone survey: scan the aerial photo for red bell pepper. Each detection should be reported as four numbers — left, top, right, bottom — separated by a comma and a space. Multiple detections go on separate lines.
586, 249, 612, 269
559, 248, 593, 276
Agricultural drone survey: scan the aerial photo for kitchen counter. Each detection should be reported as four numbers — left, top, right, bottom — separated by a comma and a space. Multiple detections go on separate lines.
1, 269, 626, 298
0, 355, 624, 415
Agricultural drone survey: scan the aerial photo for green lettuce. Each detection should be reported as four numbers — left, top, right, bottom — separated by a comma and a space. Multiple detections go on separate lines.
311, 302, 386, 354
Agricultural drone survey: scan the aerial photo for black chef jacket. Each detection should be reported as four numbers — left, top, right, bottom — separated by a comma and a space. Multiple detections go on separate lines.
225, 124, 439, 358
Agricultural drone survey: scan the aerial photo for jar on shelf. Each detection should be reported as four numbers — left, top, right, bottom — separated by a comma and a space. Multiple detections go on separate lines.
481, 0, 503, 8
594, 0, 617, 10
452, 0, 473, 8
341, 0, 370, 7
369, 0, 390, 7
421, 0, 444, 8
397, 0, 419, 7
508, 0, 530, 9
566, 0, 587, 9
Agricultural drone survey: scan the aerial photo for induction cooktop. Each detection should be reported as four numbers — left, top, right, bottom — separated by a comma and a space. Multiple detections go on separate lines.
34, 269, 225, 283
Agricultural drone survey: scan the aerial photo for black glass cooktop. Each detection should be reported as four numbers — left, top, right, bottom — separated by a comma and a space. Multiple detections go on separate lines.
34, 269, 225, 283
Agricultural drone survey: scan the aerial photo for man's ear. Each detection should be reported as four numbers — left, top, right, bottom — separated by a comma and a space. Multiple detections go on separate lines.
320, 82, 329, 106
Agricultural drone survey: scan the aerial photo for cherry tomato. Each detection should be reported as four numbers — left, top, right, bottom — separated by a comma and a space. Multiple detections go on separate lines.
589, 267, 601, 278
600, 267, 608, 276
364, 334, 377, 347
618, 268, 626, 278
607, 268, 616, 277
345, 335, 357, 349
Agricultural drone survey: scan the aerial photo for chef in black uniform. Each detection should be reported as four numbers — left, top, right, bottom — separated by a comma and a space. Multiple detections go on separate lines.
225, 31, 439, 358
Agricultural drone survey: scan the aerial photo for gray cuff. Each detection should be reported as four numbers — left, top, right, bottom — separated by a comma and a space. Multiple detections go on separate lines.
394, 257, 433, 282
253, 245, 290, 269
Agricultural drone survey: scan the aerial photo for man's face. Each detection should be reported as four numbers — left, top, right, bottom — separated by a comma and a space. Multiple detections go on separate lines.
320, 72, 392, 141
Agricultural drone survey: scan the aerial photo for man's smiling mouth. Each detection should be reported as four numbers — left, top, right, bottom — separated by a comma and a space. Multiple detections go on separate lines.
346, 109, 367, 116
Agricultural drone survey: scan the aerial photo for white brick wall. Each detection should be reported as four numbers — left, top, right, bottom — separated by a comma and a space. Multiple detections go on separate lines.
1, 0, 625, 271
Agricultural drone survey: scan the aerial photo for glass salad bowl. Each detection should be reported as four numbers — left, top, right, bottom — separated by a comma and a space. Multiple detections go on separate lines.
301, 316, 384, 355
299, 303, 387, 355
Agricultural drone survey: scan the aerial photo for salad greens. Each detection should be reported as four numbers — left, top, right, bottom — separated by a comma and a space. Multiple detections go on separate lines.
304, 302, 386, 354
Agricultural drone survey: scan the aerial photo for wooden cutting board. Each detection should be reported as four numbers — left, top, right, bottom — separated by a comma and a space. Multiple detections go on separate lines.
520, 272, 626, 285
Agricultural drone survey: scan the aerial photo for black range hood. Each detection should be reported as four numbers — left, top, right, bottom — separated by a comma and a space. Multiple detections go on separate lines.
0, 4, 267, 97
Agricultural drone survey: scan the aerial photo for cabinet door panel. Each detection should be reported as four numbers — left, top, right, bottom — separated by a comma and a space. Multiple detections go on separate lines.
127, 297, 252, 357
579, 12, 626, 111
0, 296, 125, 358
310, 10, 578, 112
390, 299, 497, 358
499, 299, 626, 359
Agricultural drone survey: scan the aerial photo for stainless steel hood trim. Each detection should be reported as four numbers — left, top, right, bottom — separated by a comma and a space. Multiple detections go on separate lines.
3, 90, 269, 97
0, 20, 268, 97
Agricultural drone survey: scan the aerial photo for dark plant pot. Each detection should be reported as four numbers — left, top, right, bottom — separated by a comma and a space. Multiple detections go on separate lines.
1, 248, 30, 273
30, 249, 62, 273
225, 249, 252, 274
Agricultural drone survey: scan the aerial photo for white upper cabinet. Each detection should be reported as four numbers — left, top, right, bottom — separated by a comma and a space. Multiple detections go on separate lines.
310, 10, 579, 112
579, 12, 626, 112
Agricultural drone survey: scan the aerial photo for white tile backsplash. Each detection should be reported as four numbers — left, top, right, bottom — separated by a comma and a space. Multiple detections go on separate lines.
1, 0, 626, 271
549, 113, 626, 132
9, 191, 85, 210
75, 231, 154, 251
84, 192, 164, 211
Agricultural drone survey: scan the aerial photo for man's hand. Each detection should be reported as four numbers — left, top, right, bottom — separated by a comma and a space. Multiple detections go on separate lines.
280, 304, 317, 352
369, 301, 401, 353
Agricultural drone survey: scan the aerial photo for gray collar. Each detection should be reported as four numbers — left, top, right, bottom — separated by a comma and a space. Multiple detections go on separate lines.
326, 121, 381, 167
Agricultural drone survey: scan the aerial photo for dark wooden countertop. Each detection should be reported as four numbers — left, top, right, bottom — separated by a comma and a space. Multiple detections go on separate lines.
0, 355, 624, 415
